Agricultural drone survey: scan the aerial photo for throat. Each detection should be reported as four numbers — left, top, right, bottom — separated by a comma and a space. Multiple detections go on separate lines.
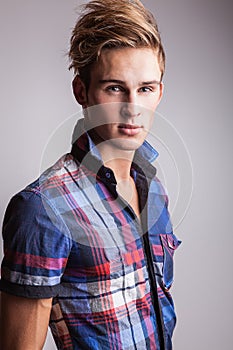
116, 177, 141, 219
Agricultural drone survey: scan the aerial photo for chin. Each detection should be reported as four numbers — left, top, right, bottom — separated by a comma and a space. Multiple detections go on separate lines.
109, 137, 145, 151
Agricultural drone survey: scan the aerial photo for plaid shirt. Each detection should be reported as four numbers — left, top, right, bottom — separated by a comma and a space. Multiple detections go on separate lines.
0, 119, 181, 349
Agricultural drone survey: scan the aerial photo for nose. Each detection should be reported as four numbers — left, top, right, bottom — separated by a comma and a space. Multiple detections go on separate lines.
121, 104, 141, 119
120, 99, 141, 119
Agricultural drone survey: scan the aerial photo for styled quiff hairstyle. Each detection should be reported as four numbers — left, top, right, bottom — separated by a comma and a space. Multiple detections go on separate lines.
69, 0, 165, 87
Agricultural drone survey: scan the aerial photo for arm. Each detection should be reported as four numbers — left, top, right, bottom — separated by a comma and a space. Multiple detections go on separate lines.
0, 292, 52, 350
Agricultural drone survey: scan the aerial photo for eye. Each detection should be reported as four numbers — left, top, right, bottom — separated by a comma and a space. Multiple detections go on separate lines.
106, 85, 124, 93
138, 86, 154, 93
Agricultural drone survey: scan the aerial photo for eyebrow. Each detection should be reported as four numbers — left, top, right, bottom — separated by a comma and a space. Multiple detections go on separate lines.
99, 79, 161, 85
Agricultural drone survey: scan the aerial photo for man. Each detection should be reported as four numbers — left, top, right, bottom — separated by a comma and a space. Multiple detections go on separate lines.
0, 1, 181, 349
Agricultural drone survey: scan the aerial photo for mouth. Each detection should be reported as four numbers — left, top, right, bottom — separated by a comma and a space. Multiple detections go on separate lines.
118, 123, 143, 136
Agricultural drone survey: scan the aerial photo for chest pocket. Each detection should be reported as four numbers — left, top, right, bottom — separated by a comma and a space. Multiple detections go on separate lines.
154, 233, 181, 291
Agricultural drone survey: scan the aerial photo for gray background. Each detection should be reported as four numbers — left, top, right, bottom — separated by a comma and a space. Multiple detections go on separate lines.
0, 0, 232, 349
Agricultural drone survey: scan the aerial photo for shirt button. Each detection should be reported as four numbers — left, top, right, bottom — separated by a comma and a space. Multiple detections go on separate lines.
105, 172, 111, 179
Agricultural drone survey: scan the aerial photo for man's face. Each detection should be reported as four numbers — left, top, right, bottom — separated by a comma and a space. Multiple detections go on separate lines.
76, 47, 163, 151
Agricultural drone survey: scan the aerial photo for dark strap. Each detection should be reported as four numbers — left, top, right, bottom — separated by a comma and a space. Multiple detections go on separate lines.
143, 232, 166, 349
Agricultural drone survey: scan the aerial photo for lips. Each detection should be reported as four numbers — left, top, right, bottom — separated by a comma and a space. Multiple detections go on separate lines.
118, 123, 142, 136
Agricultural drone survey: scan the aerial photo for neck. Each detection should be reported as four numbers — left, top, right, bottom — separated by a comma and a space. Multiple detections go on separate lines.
96, 142, 135, 182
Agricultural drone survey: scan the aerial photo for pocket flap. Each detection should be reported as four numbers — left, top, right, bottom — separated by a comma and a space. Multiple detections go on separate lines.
159, 233, 181, 290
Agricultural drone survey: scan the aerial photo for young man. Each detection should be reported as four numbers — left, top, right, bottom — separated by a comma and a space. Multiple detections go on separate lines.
0, 1, 180, 349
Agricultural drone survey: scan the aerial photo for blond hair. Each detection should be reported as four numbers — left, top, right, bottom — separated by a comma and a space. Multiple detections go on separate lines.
69, 0, 165, 86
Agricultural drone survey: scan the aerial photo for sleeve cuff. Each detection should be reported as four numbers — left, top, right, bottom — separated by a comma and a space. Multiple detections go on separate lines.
0, 279, 60, 299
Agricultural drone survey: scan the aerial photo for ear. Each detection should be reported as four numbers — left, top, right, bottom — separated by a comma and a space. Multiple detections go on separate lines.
72, 75, 87, 106
157, 82, 164, 106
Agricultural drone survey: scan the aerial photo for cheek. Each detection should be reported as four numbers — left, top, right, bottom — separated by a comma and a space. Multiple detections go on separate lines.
149, 95, 161, 110
102, 104, 122, 122
95, 104, 122, 126
142, 107, 155, 129
85, 103, 122, 130
94, 124, 117, 142
86, 88, 104, 106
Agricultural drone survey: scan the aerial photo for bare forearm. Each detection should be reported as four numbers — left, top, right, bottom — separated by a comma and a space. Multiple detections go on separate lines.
0, 292, 52, 350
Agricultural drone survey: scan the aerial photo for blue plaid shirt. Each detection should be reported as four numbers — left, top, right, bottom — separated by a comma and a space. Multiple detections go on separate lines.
0, 119, 181, 349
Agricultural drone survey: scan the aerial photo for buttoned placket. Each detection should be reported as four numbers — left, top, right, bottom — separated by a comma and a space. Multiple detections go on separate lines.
95, 165, 146, 349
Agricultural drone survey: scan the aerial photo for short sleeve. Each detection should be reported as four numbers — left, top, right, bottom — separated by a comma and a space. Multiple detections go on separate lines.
0, 190, 71, 299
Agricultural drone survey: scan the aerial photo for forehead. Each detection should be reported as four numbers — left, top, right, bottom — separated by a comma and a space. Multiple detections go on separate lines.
91, 47, 162, 82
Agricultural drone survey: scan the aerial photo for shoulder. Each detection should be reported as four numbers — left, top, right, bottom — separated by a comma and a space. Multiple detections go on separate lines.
3, 154, 80, 239
28, 153, 79, 194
